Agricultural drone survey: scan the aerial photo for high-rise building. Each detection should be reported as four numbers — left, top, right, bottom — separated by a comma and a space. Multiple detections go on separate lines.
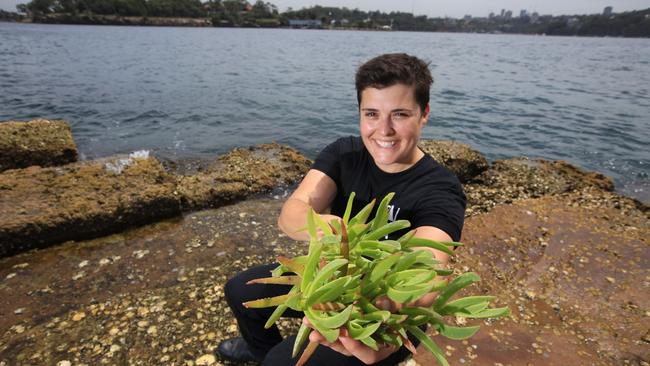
603, 6, 613, 16
505, 10, 512, 19
520, 10, 528, 18
500, 9, 505, 17
531, 12, 539, 23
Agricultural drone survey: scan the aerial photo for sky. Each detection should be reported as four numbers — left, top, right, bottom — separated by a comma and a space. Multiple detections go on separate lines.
1, 0, 648, 18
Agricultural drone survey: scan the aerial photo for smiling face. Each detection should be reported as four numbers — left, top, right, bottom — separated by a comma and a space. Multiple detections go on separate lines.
359, 83, 430, 173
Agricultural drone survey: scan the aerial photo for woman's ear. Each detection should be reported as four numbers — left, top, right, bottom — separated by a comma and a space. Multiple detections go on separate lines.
421, 104, 430, 125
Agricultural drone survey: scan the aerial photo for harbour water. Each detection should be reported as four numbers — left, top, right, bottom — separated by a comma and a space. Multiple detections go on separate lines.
1, 23, 648, 202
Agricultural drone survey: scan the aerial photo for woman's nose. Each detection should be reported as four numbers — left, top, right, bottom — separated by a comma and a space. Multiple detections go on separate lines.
378, 116, 396, 135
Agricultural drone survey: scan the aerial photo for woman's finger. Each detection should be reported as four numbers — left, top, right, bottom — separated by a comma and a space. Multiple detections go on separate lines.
338, 336, 398, 364
308, 329, 326, 344
324, 339, 353, 356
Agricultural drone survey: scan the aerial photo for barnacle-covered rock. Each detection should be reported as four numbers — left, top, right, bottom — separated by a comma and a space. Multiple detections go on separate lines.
418, 140, 488, 183
464, 157, 616, 216
0, 188, 645, 365
415, 189, 648, 366
175, 143, 311, 210
0, 142, 311, 257
0, 119, 78, 172
0, 152, 179, 257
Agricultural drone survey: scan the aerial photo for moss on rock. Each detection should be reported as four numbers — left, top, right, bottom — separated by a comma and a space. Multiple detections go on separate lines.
0, 119, 78, 172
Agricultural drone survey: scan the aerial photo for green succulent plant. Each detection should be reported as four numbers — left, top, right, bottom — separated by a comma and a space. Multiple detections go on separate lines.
243, 192, 509, 366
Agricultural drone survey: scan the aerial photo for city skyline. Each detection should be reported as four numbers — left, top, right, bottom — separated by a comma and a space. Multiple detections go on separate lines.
2, 0, 649, 18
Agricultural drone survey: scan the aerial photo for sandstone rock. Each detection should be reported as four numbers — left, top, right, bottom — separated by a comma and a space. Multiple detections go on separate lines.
464, 157, 616, 215
414, 190, 648, 365
0, 119, 77, 172
176, 142, 311, 210
0, 191, 646, 365
476, 157, 613, 193
0, 153, 180, 257
418, 140, 489, 182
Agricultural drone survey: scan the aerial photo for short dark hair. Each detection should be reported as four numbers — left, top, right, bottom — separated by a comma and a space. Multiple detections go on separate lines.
355, 53, 433, 113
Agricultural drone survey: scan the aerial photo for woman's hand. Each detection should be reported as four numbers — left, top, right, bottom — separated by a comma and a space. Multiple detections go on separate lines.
303, 318, 399, 364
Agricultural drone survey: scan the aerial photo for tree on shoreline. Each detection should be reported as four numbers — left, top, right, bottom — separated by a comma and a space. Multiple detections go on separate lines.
12, 0, 650, 37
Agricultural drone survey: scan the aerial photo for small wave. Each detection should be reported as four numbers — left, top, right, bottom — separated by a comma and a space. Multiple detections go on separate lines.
613, 66, 632, 72
532, 97, 553, 105
478, 95, 502, 103
440, 89, 468, 99
124, 110, 169, 123
175, 114, 208, 124
509, 97, 535, 105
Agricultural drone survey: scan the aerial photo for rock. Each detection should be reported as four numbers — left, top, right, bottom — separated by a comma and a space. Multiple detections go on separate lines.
415, 190, 648, 365
0, 141, 309, 256
418, 140, 488, 182
176, 143, 311, 210
0, 119, 77, 172
464, 157, 616, 215
195, 354, 216, 365
0, 154, 180, 257
475, 157, 614, 195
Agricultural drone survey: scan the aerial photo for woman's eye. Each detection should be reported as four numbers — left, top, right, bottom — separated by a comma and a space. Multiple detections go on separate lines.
393, 112, 409, 119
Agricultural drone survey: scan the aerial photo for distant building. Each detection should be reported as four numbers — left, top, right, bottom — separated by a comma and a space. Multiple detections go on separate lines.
603, 6, 613, 16
464, 15, 472, 21
500, 9, 505, 17
288, 19, 322, 28
566, 17, 580, 27
520, 10, 528, 18
488, 12, 495, 19
531, 12, 539, 23
505, 10, 512, 19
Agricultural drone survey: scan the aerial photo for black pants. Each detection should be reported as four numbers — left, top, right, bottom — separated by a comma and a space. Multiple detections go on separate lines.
224, 263, 414, 366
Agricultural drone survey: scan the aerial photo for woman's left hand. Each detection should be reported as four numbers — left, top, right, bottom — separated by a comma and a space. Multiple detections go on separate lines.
303, 318, 398, 364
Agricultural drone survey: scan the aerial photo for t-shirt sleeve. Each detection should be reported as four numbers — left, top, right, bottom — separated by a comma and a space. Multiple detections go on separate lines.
411, 180, 466, 242
311, 138, 343, 182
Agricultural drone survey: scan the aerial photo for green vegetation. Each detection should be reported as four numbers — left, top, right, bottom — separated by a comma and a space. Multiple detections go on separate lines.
18, 0, 205, 18
12, 0, 650, 37
0, 9, 26, 20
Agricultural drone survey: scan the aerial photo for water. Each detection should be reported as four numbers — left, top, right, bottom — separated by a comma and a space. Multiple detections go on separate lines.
1, 23, 649, 202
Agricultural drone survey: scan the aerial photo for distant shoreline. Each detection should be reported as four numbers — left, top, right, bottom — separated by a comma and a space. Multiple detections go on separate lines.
2, 11, 649, 38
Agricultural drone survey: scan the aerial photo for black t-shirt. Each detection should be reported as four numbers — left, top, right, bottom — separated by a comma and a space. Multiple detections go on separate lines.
311, 136, 466, 241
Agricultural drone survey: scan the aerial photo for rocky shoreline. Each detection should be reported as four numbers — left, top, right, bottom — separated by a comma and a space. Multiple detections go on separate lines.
0, 119, 648, 365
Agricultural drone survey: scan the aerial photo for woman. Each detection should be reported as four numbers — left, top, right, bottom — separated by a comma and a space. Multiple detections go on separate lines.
219, 53, 466, 365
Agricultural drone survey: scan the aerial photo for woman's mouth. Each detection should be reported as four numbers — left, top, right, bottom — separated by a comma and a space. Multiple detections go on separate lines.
375, 140, 396, 148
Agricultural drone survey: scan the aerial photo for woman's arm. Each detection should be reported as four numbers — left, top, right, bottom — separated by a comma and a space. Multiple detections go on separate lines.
277, 169, 339, 241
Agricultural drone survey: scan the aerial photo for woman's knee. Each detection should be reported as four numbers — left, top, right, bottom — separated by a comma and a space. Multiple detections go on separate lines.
225, 264, 277, 305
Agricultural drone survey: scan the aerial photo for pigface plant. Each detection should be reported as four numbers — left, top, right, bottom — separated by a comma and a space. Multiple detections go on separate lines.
243, 192, 509, 366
